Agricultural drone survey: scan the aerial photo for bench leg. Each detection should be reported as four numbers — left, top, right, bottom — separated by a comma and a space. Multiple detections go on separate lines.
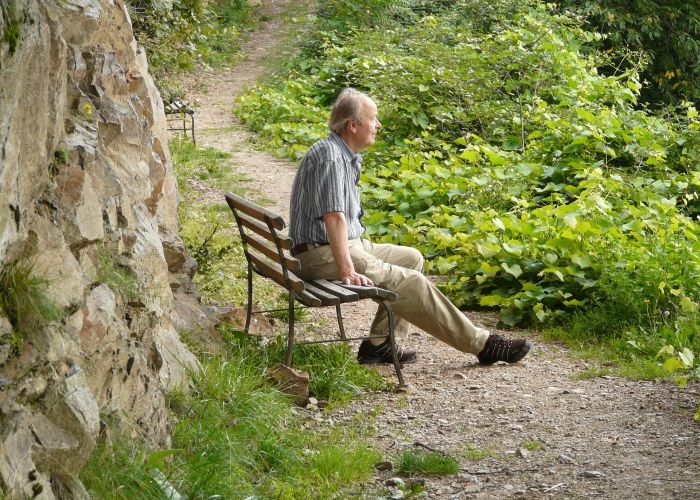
244, 261, 253, 334
379, 300, 405, 386
286, 292, 296, 366
335, 304, 347, 340
190, 113, 196, 145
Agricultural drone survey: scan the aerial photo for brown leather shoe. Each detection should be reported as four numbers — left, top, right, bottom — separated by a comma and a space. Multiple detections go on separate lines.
477, 333, 532, 365
357, 338, 417, 364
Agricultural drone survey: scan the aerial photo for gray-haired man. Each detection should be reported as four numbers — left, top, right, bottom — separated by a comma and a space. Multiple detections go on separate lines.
289, 88, 531, 365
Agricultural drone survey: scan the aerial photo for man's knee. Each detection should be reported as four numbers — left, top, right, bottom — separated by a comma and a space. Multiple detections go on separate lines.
408, 247, 424, 272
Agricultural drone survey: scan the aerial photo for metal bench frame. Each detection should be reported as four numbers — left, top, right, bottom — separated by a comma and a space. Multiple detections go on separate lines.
225, 192, 405, 385
165, 99, 196, 144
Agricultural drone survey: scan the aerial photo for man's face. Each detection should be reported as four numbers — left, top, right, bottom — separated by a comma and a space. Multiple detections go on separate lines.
354, 99, 381, 149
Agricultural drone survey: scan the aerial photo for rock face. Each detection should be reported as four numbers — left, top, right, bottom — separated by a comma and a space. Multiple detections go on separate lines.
0, 0, 202, 497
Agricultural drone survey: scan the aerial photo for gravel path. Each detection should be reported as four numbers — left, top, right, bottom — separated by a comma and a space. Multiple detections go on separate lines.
177, 1, 700, 497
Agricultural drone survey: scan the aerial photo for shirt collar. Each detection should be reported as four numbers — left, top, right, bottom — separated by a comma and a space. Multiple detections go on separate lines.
330, 132, 363, 167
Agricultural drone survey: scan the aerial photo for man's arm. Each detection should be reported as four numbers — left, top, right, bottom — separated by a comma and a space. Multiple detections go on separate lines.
323, 211, 374, 286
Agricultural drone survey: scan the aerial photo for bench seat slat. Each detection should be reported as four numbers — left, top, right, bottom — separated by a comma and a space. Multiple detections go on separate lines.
331, 281, 398, 301
237, 212, 293, 250
243, 233, 300, 272
309, 279, 359, 303
303, 282, 341, 306
248, 250, 305, 293
225, 192, 285, 230
294, 290, 322, 307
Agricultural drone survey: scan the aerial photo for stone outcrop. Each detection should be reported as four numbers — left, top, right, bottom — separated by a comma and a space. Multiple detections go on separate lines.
0, 0, 203, 497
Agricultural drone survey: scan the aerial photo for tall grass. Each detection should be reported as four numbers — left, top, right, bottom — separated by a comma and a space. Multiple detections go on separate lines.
0, 258, 61, 352
82, 328, 383, 498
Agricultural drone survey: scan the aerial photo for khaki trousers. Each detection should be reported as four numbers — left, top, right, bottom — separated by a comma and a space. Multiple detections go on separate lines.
295, 239, 489, 354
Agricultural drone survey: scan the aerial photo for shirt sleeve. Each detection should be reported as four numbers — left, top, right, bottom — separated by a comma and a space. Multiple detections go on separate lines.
311, 158, 346, 219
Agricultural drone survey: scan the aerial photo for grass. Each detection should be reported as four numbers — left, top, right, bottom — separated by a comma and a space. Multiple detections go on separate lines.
95, 244, 139, 303
570, 366, 612, 380
463, 443, 492, 461
398, 449, 460, 476
520, 440, 541, 451
543, 323, 679, 381
82, 324, 384, 499
0, 257, 61, 353
221, 326, 389, 406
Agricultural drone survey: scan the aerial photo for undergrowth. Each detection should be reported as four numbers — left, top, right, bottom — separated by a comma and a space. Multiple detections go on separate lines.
398, 449, 460, 476
0, 258, 61, 354
82, 327, 383, 498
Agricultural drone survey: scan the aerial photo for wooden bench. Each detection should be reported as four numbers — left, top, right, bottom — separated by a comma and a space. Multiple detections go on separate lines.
164, 99, 196, 144
225, 192, 405, 385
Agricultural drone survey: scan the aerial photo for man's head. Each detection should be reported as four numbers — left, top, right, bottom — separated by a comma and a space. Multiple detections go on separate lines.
329, 87, 381, 153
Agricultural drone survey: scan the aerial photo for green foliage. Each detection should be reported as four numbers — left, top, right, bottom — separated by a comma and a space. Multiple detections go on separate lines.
556, 0, 700, 105
570, 366, 611, 380
48, 148, 69, 177
82, 326, 382, 498
125, 0, 251, 96
398, 449, 460, 476
236, 0, 700, 374
1, 0, 21, 56
221, 326, 388, 405
463, 443, 491, 461
95, 245, 139, 303
80, 438, 167, 499
520, 440, 541, 451
0, 258, 61, 353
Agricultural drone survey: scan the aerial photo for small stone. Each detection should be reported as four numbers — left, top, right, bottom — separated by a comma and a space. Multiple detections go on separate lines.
395, 383, 417, 395
516, 447, 530, 459
559, 454, 576, 464
468, 385, 481, 390
385, 477, 405, 487
375, 460, 393, 472
308, 397, 318, 405
509, 424, 523, 431
268, 364, 309, 406
453, 372, 468, 380
581, 470, 604, 479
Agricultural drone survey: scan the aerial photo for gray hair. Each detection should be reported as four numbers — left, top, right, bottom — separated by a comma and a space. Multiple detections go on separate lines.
328, 87, 371, 135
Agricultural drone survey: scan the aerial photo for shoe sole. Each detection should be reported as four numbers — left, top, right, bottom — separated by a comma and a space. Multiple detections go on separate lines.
358, 355, 418, 365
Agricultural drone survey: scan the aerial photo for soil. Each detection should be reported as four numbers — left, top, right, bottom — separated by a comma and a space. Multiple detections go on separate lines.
176, 1, 700, 498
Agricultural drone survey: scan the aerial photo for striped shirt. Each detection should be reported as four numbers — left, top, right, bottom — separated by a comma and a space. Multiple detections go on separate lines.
290, 133, 365, 245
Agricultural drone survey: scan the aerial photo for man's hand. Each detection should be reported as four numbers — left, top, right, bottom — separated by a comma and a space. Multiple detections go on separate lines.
323, 211, 374, 287
340, 271, 374, 287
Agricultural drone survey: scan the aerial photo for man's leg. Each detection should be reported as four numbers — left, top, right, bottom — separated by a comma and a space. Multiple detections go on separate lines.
358, 240, 423, 342
348, 240, 489, 354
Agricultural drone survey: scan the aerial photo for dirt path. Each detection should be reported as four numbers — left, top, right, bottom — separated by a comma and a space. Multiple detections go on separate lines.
178, 1, 700, 498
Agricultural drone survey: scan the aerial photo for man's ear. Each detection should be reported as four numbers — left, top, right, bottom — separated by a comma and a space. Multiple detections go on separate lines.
347, 119, 358, 134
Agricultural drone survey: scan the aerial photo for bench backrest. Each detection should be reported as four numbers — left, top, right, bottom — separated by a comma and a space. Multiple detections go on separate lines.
225, 192, 321, 305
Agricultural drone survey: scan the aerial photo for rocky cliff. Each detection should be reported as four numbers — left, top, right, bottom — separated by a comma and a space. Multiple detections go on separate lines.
0, 0, 202, 497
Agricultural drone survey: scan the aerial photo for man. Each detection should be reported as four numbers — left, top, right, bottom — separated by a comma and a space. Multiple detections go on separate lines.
289, 87, 531, 365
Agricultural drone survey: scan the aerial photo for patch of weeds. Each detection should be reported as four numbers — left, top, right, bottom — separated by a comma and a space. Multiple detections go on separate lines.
398, 449, 460, 476
0, 257, 61, 353
463, 443, 491, 461
2, 1, 21, 56
48, 147, 69, 177
520, 440, 541, 451
95, 245, 139, 303
221, 326, 389, 406
170, 139, 233, 190
570, 366, 612, 380
543, 324, 683, 381
80, 434, 169, 499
